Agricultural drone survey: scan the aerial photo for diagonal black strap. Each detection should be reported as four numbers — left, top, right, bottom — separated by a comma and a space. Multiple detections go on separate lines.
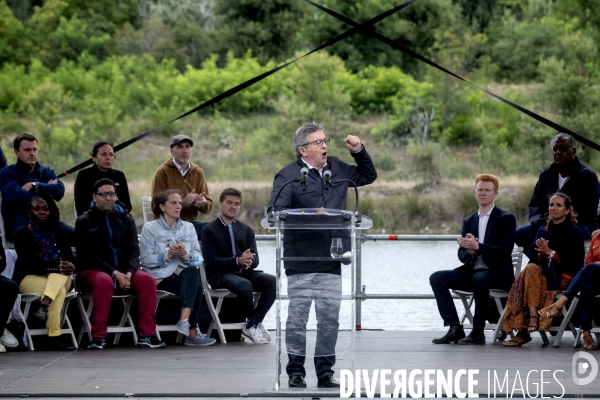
58, 0, 418, 178
59, 123, 169, 177
304, 0, 600, 153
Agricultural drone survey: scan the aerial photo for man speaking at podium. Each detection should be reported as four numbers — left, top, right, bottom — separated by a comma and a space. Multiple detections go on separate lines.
267, 121, 377, 388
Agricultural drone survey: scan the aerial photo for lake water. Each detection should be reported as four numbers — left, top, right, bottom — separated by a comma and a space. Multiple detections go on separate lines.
256, 239, 479, 331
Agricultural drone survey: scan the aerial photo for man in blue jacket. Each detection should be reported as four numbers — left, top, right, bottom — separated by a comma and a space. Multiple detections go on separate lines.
516, 133, 600, 249
430, 174, 516, 345
0, 133, 66, 240
267, 121, 377, 389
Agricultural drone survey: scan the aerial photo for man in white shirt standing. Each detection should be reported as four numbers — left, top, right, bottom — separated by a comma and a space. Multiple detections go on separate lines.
429, 174, 516, 345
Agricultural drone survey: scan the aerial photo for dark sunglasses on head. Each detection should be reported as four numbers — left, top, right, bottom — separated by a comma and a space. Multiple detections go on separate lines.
96, 191, 117, 198
553, 145, 570, 153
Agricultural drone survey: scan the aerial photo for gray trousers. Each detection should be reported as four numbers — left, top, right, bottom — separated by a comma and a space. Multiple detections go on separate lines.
286, 273, 342, 378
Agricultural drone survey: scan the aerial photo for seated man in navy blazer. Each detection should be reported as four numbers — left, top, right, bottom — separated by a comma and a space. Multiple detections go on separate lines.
201, 188, 276, 345
429, 174, 516, 345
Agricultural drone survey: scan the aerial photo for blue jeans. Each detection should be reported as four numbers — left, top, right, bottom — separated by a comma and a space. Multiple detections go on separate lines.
286, 273, 341, 379
430, 268, 514, 329
563, 263, 600, 330
156, 267, 203, 328
0, 276, 19, 335
209, 270, 276, 324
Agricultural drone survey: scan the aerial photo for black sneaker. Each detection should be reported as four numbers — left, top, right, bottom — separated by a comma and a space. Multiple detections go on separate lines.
47, 337, 77, 351
33, 304, 48, 322
87, 338, 106, 350
137, 336, 166, 349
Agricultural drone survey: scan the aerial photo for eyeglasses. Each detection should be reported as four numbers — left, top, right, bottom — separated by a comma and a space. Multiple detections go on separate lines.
303, 138, 330, 147
96, 191, 117, 198
553, 145, 571, 153
32, 206, 49, 212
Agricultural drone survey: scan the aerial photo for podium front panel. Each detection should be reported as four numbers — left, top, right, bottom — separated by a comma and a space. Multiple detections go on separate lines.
261, 208, 373, 230
261, 208, 369, 390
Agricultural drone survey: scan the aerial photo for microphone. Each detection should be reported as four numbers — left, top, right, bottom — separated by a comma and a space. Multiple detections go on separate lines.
300, 167, 308, 190
323, 170, 332, 190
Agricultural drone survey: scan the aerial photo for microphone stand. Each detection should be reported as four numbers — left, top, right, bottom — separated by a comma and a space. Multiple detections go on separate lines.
268, 178, 300, 226
331, 178, 361, 226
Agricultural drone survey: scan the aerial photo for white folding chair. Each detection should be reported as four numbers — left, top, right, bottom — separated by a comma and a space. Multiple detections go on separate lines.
155, 290, 183, 342
199, 263, 260, 344
141, 196, 153, 225
573, 295, 600, 348
452, 247, 524, 340
546, 239, 593, 347
21, 291, 78, 350
76, 293, 138, 345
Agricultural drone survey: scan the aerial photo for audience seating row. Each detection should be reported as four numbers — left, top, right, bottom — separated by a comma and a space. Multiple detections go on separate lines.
7, 195, 261, 350
6, 196, 596, 349
17, 264, 245, 350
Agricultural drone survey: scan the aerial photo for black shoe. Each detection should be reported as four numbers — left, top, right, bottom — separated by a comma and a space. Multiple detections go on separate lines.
432, 325, 465, 344
458, 331, 486, 345
288, 375, 306, 388
497, 330, 508, 342
317, 375, 340, 388
33, 304, 48, 322
47, 336, 77, 351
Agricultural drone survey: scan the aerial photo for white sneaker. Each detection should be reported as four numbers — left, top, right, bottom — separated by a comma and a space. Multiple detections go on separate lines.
258, 323, 272, 342
1, 329, 18, 349
0, 343, 5, 353
242, 326, 268, 344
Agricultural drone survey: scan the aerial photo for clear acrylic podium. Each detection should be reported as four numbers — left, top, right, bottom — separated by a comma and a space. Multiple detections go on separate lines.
261, 208, 372, 391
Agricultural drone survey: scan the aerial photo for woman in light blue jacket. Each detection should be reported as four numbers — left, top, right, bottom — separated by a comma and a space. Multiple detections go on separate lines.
140, 189, 215, 346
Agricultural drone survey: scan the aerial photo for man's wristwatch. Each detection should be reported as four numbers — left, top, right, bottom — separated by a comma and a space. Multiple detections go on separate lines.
30, 182, 38, 192
549, 250, 555, 259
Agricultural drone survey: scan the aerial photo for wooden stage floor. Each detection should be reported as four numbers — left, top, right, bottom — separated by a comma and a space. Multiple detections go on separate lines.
0, 330, 598, 399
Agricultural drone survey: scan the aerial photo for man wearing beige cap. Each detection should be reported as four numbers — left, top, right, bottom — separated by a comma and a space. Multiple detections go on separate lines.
151, 135, 213, 238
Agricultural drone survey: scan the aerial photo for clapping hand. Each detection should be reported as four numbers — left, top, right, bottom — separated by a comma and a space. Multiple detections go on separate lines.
535, 238, 551, 256
167, 239, 187, 259
457, 233, 479, 255
193, 192, 207, 208
183, 189, 199, 207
